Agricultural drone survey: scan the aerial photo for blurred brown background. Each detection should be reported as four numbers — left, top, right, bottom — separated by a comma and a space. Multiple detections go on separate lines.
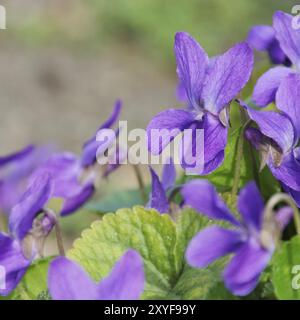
0, 0, 294, 156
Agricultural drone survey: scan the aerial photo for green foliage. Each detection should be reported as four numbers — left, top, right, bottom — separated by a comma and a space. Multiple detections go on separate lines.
88, 0, 293, 63
86, 188, 149, 214
272, 236, 300, 300
8, 258, 51, 300
10, 1, 294, 65
68, 206, 233, 299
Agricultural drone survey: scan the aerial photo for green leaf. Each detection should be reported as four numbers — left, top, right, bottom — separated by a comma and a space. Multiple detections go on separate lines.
9, 258, 51, 300
172, 262, 236, 300
68, 206, 234, 299
272, 236, 300, 300
69, 206, 179, 298
175, 207, 212, 261
86, 188, 149, 214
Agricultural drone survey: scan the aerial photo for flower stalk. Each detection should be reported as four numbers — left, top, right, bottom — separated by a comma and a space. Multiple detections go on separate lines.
54, 219, 65, 256
231, 108, 251, 201
131, 164, 147, 203
0, 214, 7, 232
264, 193, 300, 236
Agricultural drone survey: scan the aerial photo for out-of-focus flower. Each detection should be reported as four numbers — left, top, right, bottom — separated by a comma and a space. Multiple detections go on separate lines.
147, 158, 176, 213
28, 101, 125, 216
48, 249, 145, 300
81, 100, 122, 168
182, 180, 292, 296
0, 173, 56, 296
247, 25, 290, 66
0, 144, 53, 215
147, 32, 253, 174
252, 11, 300, 107
30, 152, 95, 216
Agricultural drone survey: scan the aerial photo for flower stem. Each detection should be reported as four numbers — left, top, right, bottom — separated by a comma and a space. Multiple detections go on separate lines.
248, 141, 261, 191
231, 128, 244, 199
168, 185, 182, 203
54, 220, 65, 256
0, 213, 7, 232
264, 193, 300, 235
231, 107, 251, 200
131, 164, 147, 203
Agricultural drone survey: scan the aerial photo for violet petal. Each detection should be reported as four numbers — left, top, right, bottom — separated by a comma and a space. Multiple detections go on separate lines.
186, 226, 243, 268
181, 179, 240, 226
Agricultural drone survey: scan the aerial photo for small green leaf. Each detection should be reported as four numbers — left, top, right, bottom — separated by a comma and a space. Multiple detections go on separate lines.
9, 258, 51, 300
272, 236, 300, 300
86, 188, 149, 214
68, 206, 234, 299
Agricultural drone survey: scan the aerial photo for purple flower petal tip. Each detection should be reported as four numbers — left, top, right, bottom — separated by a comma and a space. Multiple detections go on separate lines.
48, 249, 144, 300
98, 249, 145, 300
81, 100, 122, 167
148, 166, 169, 214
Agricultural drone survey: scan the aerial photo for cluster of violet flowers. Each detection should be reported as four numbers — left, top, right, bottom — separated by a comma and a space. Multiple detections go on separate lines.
0, 10, 300, 300
0, 102, 130, 297
148, 10, 300, 296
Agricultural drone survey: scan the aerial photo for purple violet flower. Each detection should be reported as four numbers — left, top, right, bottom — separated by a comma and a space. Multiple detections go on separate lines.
148, 158, 176, 213
245, 73, 300, 206
252, 11, 300, 107
247, 25, 290, 66
0, 144, 53, 215
182, 180, 292, 296
30, 152, 95, 217
147, 32, 253, 174
81, 100, 122, 168
0, 173, 56, 296
29, 101, 125, 217
48, 249, 145, 300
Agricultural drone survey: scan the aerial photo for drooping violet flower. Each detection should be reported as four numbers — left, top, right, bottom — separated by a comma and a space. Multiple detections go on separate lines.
48, 249, 145, 300
252, 11, 300, 107
148, 158, 176, 213
182, 180, 292, 296
9, 173, 54, 241
245, 73, 300, 206
30, 152, 95, 217
81, 100, 122, 168
0, 144, 53, 215
247, 25, 290, 66
29, 101, 125, 217
0, 173, 56, 296
147, 32, 253, 174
